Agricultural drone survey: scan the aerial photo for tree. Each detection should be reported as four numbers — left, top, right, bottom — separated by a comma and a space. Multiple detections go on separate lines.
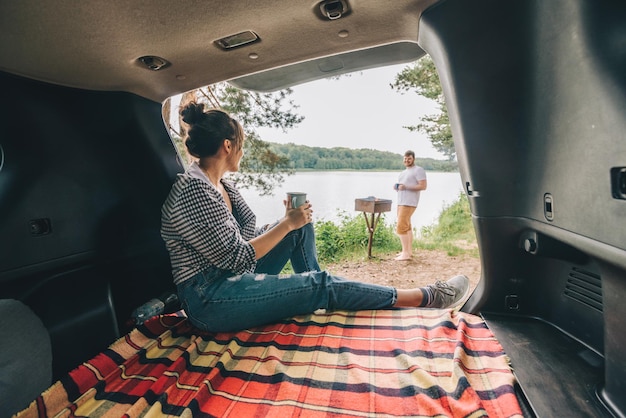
391, 56, 455, 160
165, 83, 304, 195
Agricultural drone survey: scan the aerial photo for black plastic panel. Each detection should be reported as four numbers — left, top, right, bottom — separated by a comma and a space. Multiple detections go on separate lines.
0, 70, 181, 376
419, 1, 626, 416
0, 72, 180, 281
22, 266, 118, 379
483, 314, 609, 418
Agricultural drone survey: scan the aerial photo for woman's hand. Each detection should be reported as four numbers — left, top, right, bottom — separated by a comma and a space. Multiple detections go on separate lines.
250, 200, 313, 260
250, 201, 313, 260
283, 200, 313, 230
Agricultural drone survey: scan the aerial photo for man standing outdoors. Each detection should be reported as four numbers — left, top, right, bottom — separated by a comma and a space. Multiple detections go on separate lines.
394, 150, 427, 261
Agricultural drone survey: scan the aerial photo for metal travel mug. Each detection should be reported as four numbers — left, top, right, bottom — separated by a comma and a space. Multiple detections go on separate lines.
287, 192, 307, 208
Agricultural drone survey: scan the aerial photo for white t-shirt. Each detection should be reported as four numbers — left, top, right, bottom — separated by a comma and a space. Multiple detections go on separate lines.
397, 165, 426, 207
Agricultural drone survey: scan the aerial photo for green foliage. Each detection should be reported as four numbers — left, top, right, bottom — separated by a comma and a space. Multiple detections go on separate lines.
218, 85, 304, 130
278, 193, 476, 273
311, 192, 476, 265
314, 221, 346, 262
216, 83, 305, 195
314, 211, 399, 263
228, 131, 295, 196
391, 56, 455, 161
269, 143, 458, 172
417, 192, 477, 256
166, 71, 457, 196
165, 83, 304, 195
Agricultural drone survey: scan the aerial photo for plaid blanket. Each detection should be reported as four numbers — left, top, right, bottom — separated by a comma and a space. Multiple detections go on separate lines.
16, 309, 522, 417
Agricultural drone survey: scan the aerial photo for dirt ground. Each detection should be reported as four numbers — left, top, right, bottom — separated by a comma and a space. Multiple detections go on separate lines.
323, 249, 481, 292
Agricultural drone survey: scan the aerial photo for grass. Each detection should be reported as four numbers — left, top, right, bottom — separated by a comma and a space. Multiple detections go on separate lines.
280, 192, 476, 273
415, 192, 478, 257
312, 192, 477, 265
314, 211, 398, 263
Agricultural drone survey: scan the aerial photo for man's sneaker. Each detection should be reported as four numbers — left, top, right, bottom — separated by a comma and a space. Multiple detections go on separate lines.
424, 275, 470, 309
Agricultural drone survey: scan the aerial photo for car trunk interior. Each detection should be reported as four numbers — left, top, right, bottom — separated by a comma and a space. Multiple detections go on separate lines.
1, 0, 625, 417
0, 71, 181, 380
418, 1, 626, 416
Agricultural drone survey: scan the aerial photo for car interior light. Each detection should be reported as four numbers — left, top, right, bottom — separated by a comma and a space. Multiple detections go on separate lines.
137, 56, 170, 71
215, 31, 260, 50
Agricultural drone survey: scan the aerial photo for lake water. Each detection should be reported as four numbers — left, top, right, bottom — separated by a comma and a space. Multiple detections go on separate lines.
239, 171, 464, 232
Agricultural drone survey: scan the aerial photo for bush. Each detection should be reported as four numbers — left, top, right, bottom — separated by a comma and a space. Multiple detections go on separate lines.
314, 211, 399, 263
281, 193, 476, 273
314, 220, 345, 262
417, 192, 477, 256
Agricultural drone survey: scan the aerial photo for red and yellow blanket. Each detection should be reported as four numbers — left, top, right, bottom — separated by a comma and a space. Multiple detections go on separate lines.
17, 309, 522, 417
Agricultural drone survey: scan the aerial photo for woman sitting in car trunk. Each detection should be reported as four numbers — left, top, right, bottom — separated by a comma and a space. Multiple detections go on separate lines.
160, 101, 469, 333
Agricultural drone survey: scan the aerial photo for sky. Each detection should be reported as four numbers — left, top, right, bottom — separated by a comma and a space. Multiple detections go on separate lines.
255, 63, 444, 159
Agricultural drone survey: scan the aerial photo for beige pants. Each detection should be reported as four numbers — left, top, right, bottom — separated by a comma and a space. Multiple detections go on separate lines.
396, 205, 416, 234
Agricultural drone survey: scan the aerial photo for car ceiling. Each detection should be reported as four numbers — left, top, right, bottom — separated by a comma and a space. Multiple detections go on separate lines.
0, 0, 438, 103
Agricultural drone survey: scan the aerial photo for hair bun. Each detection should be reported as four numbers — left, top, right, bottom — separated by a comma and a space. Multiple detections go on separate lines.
180, 102, 205, 125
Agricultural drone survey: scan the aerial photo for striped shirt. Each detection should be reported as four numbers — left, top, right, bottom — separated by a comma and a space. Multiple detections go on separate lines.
161, 162, 268, 285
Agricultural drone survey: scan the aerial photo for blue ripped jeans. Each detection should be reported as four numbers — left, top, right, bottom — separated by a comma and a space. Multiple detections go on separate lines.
177, 223, 397, 332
